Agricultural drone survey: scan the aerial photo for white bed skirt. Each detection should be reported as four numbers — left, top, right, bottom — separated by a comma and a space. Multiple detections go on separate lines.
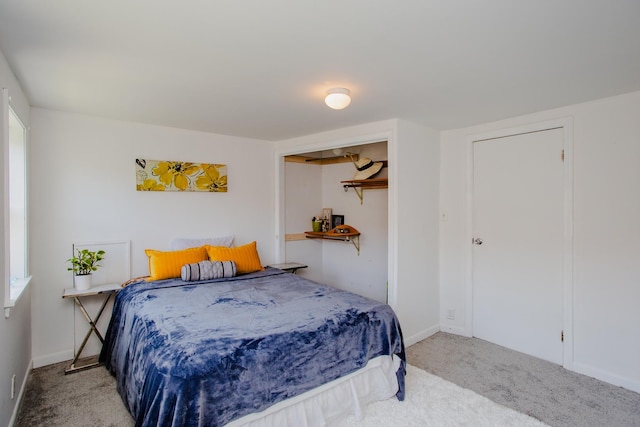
227, 355, 402, 427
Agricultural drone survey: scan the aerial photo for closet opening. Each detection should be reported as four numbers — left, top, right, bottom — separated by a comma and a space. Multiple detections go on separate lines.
281, 141, 389, 303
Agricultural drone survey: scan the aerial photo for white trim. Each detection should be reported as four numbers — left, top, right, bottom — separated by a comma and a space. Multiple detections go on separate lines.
561, 119, 574, 370
464, 137, 474, 337
3, 88, 10, 309
573, 362, 640, 394
72, 239, 131, 252
273, 153, 286, 264
4, 275, 32, 318
274, 129, 397, 307
403, 324, 439, 347
439, 324, 469, 337
4, 98, 30, 314
386, 126, 399, 308
7, 360, 32, 427
464, 117, 574, 368
32, 349, 74, 369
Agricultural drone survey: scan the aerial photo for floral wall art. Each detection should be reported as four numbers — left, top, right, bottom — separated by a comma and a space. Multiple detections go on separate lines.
135, 159, 228, 192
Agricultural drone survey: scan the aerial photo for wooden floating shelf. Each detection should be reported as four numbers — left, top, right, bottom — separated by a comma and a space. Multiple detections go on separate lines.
304, 226, 361, 255
340, 178, 388, 204
285, 154, 358, 165
341, 178, 388, 189
304, 230, 360, 238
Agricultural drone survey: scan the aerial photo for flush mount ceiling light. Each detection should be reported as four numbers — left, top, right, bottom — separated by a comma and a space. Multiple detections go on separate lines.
325, 88, 351, 110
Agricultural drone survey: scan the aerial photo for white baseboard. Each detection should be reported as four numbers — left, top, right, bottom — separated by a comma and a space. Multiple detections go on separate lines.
8, 359, 32, 427
32, 349, 74, 369
404, 324, 439, 347
439, 324, 470, 337
572, 362, 640, 394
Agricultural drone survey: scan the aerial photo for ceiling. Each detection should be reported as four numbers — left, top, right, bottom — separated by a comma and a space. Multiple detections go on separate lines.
0, 1, 639, 141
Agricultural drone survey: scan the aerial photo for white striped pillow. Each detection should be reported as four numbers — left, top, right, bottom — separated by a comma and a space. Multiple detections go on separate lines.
181, 260, 237, 281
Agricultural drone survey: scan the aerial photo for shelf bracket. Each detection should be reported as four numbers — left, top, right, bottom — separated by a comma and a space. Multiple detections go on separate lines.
341, 176, 387, 205
344, 184, 364, 204
347, 235, 360, 255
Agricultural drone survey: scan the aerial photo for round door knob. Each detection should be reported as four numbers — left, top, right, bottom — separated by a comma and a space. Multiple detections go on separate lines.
473, 238, 483, 245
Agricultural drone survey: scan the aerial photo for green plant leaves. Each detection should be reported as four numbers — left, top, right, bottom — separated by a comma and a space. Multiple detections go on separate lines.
67, 249, 105, 275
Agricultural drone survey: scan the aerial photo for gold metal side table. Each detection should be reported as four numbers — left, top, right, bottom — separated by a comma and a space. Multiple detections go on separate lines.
62, 282, 121, 374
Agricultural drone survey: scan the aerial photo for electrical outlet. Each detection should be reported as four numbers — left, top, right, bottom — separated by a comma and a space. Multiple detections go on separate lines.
447, 309, 455, 320
11, 374, 16, 399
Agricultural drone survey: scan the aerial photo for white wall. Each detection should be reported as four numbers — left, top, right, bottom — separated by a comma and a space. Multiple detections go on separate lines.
29, 109, 275, 366
321, 143, 388, 302
440, 90, 640, 392
0, 48, 32, 427
276, 119, 441, 346
394, 120, 441, 344
284, 161, 323, 282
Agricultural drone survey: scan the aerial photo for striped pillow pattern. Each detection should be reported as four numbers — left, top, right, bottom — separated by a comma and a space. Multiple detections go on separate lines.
181, 260, 237, 282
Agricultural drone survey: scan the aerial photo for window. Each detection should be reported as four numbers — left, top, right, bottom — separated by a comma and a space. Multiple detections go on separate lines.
3, 89, 30, 314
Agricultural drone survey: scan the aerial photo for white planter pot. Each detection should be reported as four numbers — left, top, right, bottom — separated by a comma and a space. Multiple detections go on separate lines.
74, 274, 92, 290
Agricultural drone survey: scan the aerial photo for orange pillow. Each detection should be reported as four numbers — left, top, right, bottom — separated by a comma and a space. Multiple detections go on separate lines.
206, 241, 264, 274
145, 246, 208, 281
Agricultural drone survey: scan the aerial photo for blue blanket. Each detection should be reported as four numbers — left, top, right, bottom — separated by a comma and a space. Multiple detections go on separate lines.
100, 268, 405, 426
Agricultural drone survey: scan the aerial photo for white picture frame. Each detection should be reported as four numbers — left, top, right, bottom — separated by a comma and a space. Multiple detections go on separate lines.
321, 208, 332, 221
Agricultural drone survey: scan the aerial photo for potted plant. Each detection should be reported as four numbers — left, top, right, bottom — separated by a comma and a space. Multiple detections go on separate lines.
312, 216, 322, 232
67, 249, 105, 290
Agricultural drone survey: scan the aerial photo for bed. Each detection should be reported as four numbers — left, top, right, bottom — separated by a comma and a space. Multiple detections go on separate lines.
100, 267, 405, 426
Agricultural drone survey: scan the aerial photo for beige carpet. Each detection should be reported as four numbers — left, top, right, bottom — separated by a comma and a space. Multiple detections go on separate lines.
407, 332, 640, 427
15, 361, 133, 427
16, 361, 546, 426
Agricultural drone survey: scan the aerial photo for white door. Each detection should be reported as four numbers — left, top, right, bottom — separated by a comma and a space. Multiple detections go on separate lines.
472, 128, 564, 364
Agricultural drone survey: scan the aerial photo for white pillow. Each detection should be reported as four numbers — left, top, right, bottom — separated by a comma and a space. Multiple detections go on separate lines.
170, 235, 234, 250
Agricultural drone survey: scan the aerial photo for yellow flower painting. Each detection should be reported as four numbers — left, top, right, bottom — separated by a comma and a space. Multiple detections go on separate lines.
135, 158, 228, 192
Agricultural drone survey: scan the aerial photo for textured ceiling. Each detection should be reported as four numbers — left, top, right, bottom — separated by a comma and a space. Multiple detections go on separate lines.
0, 1, 639, 141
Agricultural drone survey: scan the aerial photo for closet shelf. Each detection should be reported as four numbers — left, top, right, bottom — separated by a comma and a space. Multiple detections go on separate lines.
304, 226, 361, 255
285, 154, 358, 165
341, 178, 388, 204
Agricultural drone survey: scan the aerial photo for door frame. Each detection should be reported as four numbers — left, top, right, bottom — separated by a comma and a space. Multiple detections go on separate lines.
464, 117, 574, 368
